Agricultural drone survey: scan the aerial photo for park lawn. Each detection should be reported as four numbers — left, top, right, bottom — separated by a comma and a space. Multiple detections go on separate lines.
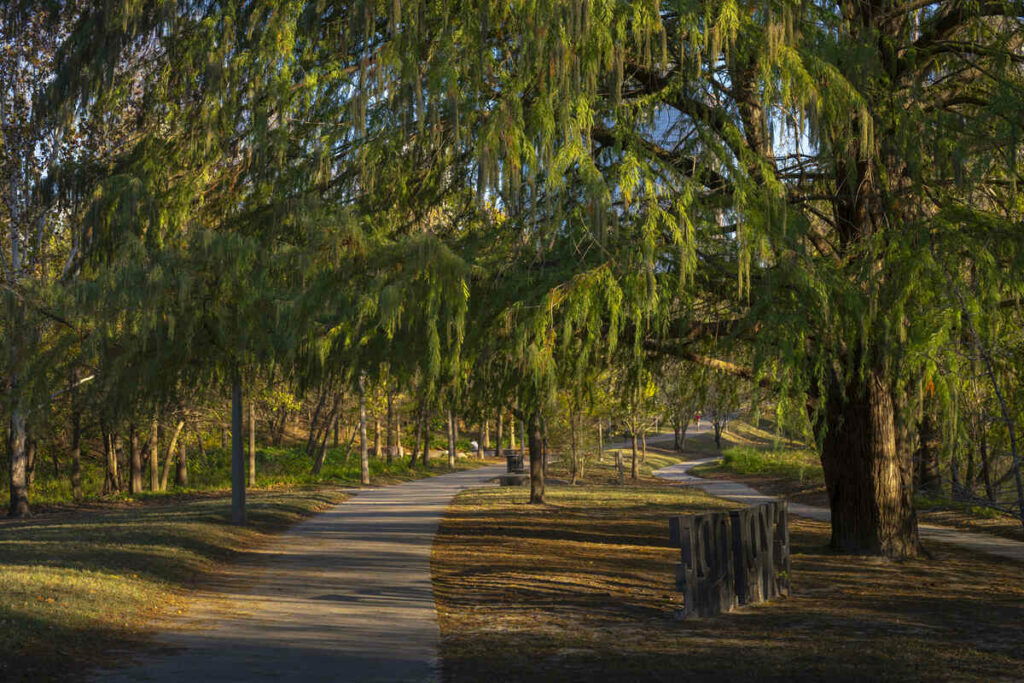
690, 423, 1024, 542
0, 456, 492, 682
432, 461, 1024, 682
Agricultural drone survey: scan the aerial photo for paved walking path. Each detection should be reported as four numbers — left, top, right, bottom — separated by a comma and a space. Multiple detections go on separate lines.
94, 465, 505, 683
654, 457, 1024, 563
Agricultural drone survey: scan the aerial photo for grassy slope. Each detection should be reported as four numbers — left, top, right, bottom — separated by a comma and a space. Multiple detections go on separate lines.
691, 421, 1024, 541
432, 453, 1024, 682
0, 455, 491, 682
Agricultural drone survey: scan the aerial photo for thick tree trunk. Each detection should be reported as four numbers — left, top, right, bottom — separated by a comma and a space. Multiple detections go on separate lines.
359, 380, 370, 484
8, 408, 29, 516
248, 401, 257, 487
129, 424, 143, 495
819, 370, 920, 558
528, 411, 545, 504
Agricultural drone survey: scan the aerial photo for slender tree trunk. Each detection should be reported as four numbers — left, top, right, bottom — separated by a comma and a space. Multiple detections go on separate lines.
817, 369, 920, 558
160, 420, 186, 491
175, 439, 188, 487
640, 431, 647, 465
102, 424, 119, 495
447, 408, 457, 469
70, 402, 82, 501
386, 390, 395, 464
248, 401, 256, 487
980, 431, 995, 501
509, 416, 516, 450
421, 406, 432, 466
528, 411, 545, 504
476, 424, 484, 459
129, 424, 143, 495
396, 411, 404, 458
306, 388, 328, 456
149, 414, 159, 491
411, 403, 423, 464
495, 412, 503, 458
569, 407, 579, 485
483, 419, 490, 450
273, 408, 287, 446
597, 420, 604, 464
231, 378, 246, 525
914, 409, 942, 495
359, 379, 370, 485
8, 408, 29, 516
373, 415, 381, 458
630, 432, 638, 480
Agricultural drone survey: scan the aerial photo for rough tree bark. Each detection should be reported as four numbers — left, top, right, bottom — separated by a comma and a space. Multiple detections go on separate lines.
129, 424, 143, 495
817, 369, 920, 558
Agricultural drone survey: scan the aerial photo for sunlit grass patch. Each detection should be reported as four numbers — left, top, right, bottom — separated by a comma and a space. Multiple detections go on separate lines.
0, 487, 345, 682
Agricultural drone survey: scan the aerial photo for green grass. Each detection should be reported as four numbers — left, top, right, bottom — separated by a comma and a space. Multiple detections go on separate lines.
5, 444, 480, 510
0, 451, 492, 681
695, 444, 823, 483
0, 487, 346, 682
913, 493, 1005, 519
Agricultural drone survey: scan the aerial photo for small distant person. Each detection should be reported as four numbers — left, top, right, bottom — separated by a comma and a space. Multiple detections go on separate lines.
470, 439, 478, 453
694, 412, 702, 428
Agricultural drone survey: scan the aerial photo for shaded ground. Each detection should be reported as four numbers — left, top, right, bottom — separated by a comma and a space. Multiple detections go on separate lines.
432, 461, 1024, 682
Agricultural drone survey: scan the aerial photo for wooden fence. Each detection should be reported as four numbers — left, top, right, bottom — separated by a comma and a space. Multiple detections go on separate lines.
668, 501, 791, 618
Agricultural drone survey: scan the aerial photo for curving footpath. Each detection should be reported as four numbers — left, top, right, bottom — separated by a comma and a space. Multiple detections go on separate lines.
654, 458, 1024, 564
94, 464, 505, 683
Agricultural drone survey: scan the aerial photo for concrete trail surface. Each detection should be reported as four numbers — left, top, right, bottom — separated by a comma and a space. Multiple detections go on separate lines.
654, 458, 1024, 564
94, 464, 505, 683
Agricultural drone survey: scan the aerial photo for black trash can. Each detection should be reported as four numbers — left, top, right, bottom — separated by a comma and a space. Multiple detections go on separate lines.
506, 452, 524, 474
